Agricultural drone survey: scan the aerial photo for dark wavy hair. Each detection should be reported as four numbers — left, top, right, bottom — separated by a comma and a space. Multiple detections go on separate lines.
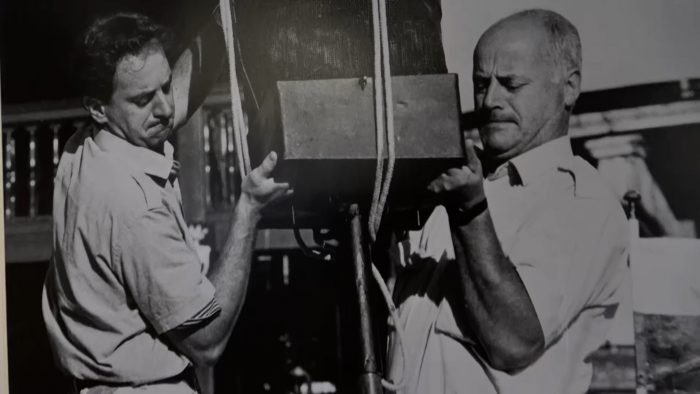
77, 13, 174, 102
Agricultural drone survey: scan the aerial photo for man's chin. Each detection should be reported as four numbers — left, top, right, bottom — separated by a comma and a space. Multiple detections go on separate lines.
479, 129, 521, 159
149, 125, 172, 139
481, 121, 518, 134
142, 127, 172, 151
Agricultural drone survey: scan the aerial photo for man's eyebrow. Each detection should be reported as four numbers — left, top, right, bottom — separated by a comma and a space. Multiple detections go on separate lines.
128, 76, 172, 101
495, 73, 520, 79
495, 73, 530, 82
128, 89, 155, 100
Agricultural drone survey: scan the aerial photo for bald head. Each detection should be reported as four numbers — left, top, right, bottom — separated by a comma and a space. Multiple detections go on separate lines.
472, 9, 582, 164
478, 9, 581, 77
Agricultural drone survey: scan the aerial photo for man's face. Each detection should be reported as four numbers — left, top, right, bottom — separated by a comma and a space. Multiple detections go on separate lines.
473, 23, 567, 163
101, 42, 174, 151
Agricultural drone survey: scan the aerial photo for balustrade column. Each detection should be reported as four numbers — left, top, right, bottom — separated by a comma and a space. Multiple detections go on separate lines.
51, 123, 61, 177
224, 112, 237, 206
215, 111, 230, 208
27, 125, 38, 217
3, 127, 16, 218
202, 109, 213, 208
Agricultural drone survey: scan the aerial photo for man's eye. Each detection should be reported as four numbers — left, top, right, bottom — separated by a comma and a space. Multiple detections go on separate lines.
474, 81, 488, 92
134, 94, 153, 107
505, 81, 525, 90
163, 82, 171, 94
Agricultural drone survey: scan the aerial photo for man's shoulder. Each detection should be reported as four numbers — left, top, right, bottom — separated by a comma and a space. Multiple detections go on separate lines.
528, 156, 627, 242
570, 156, 619, 203
56, 132, 166, 219
563, 156, 628, 237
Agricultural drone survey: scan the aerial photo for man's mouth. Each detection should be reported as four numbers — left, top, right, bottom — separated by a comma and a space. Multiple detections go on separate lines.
483, 119, 516, 129
149, 122, 172, 133
478, 112, 516, 128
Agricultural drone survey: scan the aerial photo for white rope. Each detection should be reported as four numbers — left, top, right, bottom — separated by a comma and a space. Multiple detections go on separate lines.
372, 262, 407, 391
368, 0, 406, 390
219, 0, 251, 177
368, 0, 387, 243
373, 0, 396, 239
368, 0, 397, 242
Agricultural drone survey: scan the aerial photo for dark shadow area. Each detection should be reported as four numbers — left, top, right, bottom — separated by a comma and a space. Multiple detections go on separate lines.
6, 262, 72, 393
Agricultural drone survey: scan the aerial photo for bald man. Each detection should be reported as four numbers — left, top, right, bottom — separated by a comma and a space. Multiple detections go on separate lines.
386, 9, 629, 393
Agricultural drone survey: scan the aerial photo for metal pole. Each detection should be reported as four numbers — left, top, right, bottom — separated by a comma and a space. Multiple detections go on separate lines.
348, 204, 383, 394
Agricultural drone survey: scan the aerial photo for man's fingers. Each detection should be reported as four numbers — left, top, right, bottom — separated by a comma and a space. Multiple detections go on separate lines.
464, 139, 480, 170
427, 177, 446, 193
447, 168, 464, 177
257, 151, 279, 177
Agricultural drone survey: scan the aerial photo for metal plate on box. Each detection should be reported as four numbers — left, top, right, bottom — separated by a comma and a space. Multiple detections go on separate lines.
273, 74, 461, 160
249, 74, 463, 223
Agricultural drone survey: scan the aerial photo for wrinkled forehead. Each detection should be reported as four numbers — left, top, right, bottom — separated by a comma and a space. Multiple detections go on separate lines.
473, 22, 553, 75
117, 41, 169, 75
113, 42, 171, 92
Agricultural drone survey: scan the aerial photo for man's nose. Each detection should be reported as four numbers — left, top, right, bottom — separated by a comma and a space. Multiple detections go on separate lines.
153, 90, 174, 120
483, 79, 504, 110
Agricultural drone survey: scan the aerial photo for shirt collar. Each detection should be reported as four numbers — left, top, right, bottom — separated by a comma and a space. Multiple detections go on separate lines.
93, 129, 175, 180
489, 136, 574, 186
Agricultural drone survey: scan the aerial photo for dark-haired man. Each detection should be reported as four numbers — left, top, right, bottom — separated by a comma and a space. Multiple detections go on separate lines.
42, 12, 289, 394
387, 9, 629, 393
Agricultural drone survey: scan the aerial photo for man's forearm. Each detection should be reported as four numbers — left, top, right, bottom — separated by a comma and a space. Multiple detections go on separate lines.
202, 195, 260, 350
451, 208, 544, 372
168, 195, 260, 366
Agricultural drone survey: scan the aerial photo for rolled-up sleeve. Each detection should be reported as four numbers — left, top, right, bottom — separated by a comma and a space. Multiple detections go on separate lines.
510, 200, 628, 347
118, 206, 218, 334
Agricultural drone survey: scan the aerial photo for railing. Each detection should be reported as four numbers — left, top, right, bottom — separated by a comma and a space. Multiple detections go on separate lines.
2, 100, 92, 219
2, 100, 93, 262
199, 96, 240, 212
0, 96, 302, 263
0, 95, 244, 221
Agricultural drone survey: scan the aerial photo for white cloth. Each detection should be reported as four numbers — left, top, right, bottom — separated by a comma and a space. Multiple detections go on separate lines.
631, 237, 700, 316
387, 137, 630, 394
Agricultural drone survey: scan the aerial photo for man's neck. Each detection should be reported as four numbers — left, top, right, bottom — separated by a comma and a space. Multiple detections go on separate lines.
483, 131, 570, 178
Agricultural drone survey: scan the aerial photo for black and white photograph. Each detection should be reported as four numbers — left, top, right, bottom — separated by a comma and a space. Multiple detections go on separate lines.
1, 0, 700, 393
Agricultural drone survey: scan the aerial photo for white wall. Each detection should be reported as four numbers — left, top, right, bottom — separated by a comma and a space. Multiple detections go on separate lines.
441, 0, 700, 111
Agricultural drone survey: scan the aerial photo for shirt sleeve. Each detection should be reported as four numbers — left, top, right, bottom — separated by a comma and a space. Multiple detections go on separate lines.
510, 199, 629, 347
118, 205, 219, 334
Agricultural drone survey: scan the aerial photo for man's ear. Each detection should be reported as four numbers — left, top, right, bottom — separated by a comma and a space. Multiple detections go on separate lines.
83, 96, 108, 125
564, 68, 581, 110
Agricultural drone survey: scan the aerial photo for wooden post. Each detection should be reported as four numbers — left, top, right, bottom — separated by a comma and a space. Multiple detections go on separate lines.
348, 204, 383, 394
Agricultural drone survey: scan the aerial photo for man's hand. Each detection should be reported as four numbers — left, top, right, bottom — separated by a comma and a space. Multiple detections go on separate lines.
428, 139, 485, 210
240, 151, 292, 211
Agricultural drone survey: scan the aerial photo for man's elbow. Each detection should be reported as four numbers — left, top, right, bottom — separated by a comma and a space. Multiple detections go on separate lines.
189, 344, 226, 368
486, 334, 545, 374
168, 329, 227, 368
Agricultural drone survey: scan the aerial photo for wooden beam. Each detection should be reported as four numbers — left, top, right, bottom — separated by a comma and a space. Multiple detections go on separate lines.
2, 99, 86, 125
4, 213, 311, 264
4, 216, 52, 263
